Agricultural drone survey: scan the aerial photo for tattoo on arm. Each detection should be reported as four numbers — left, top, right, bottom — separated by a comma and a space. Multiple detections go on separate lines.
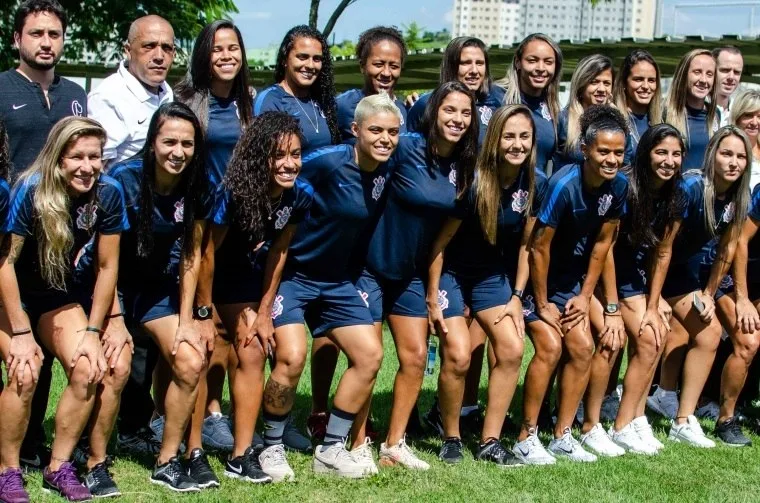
2, 236, 24, 264
263, 378, 296, 411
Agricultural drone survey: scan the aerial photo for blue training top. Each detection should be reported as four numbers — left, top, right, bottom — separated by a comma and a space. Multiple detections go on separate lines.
746, 185, 760, 286
206, 94, 244, 187
683, 106, 712, 172
521, 92, 556, 173
336, 89, 408, 142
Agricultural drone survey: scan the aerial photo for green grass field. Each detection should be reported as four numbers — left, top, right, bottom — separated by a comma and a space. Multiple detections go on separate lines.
16, 327, 760, 502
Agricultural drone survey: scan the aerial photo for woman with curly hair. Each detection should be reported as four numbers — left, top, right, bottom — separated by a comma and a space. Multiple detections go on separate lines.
254, 25, 340, 153
0, 116, 127, 501
199, 111, 310, 484
106, 102, 213, 492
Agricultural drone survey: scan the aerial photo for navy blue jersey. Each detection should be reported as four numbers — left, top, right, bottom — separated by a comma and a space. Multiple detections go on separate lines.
212, 177, 313, 274
683, 106, 711, 172
206, 95, 244, 187
110, 159, 213, 292
366, 133, 464, 281
407, 85, 504, 144
537, 163, 628, 288
288, 144, 393, 280
553, 108, 584, 169
0, 179, 9, 230
254, 85, 332, 153
336, 89, 408, 142
747, 185, 760, 283
0, 70, 87, 178
446, 168, 548, 278
521, 92, 556, 173
628, 112, 649, 152
6, 174, 128, 295
672, 175, 736, 269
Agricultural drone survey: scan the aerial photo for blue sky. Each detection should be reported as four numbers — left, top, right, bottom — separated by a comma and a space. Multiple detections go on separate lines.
232, 0, 452, 48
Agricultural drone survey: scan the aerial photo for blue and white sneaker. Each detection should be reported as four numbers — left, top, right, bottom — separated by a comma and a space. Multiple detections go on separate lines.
202, 413, 234, 452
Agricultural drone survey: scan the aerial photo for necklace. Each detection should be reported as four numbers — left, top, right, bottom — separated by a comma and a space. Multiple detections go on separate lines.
267, 193, 283, 221
293, 96, 320, 134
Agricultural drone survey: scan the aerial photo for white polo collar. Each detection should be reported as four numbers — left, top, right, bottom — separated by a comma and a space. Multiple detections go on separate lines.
118, 60, 168, 104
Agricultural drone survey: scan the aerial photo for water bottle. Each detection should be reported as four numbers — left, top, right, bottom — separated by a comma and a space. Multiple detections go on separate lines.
425, 337, 437, 376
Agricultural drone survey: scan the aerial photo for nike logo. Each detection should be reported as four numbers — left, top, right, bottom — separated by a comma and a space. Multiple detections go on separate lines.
556, 446, 574, 454
517, 447, 530, 457
20, 454, 41, 467
12, 104, 27, 110
338, 182, 357, 188
227, 463, 243, 474
138, 118, 147, 124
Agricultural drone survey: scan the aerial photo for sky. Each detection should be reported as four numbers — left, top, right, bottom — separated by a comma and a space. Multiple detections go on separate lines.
658, 0, 760, 37
231, 0, 452, 48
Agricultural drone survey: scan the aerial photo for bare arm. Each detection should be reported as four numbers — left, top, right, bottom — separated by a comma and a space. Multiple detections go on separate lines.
89, 233, 121, 332
514, 216, 536, 292
172, 220, 207, 359
529, 224, 562, 333
0, 235, 31, 333
579, 220, 620, 300
734, 217, 760, 333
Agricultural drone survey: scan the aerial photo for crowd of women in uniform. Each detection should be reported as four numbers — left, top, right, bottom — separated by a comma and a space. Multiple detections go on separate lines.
1, 2, 760, 501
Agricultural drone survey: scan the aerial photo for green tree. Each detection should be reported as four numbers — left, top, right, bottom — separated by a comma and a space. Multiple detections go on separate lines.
402, 21, 425, 51
0, 0, 238, 69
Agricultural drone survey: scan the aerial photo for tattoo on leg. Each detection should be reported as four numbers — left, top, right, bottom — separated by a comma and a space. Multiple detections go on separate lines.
264, 378, 296, 410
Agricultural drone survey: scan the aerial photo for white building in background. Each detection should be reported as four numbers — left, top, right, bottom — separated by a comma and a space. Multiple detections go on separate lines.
452, 0, 522, 46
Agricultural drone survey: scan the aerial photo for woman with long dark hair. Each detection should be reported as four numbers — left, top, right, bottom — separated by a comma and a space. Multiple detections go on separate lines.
607, 124, 685, 454
529, 105, 628, 462
254, 25, 340, 153
0, 117, 127, 501
107, 102, 213, 492
355, 81, 478, 467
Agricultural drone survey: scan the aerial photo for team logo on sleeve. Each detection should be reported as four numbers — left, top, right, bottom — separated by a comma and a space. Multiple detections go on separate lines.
522, 295, 535, 317
174, 198, 184, 223
721, 202, 736, 223
76, 203, 98, 230
448, 166, 457, 186
71, 100, 84, 116
357, 289, 370, 308
479, 106, 493, 126
512, 189, 529, 214
274, 206, 293, 230
371, 176, 386, 201
437, 290, 449, 310
271, 295, 284, 319
539, 101, 552, 122
598, 194, 613, 216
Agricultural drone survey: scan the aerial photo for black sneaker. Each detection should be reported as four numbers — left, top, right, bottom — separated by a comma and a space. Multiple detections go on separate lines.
477, 438, 523, 468
715, 417, 752, 447
19, 442, 51, 472
185, 448, 220, 489
224, 446, 272, 484
439, 437, 464, 464
151, 456, 199, 493
460, 407, 484, 437
84, 462, 121, 498
72, 436, 90, 468
118, 427, 161, 457
424, 400, 444, 436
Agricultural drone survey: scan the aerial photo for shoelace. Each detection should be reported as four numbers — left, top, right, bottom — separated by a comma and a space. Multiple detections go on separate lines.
51, 462, 82, 487
263, 445, 287, 464
441, 438, 463, 457
354, 438, 373, 459
90, 463, 114, 485
190, 451, 212, 472
0, 469, 24, 492
485, 440, 508, 460
724, 419, 743, 436
163, 459, 185, 480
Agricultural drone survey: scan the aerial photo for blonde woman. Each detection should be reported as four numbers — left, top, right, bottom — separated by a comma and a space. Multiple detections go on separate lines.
0, 116, 129, 501
664, 49, 719, 172
730, 89, 760, 189
553, 54, 614, 170
660, 126, 751, 447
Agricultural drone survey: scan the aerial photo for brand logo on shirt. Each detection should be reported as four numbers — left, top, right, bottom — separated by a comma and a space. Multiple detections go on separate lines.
720, 274, 734, 290
174, 198, 184, 223
522, 295, 535, 317
12, 103, 27, 110
371, 176, 386, 201
449, 166, 457, 186
138, 117, 147, 125
721, 202, 735, 223
234, 100, 240, 120
76, 203, 98, 230
357, 290, 369, 308
271, 295, 284, 319
71, 100, 83, 117
274, 206, 292, 230
598, 194, 613, 216
512, 189, 529, 214
437, 290, 449, 310
638, 268, 647, 286
479, 105, 493, 126
539, 101, 552, 122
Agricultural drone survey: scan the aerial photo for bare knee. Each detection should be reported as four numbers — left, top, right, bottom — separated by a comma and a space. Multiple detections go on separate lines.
172, 346, 203, 389
273, 345, 306, 380
493, 338, 524, 370
7, 370, 38, 401
442, 343, 471, 377
398, 341, 427, 377
353, 340, 383, 379
68, 357, 97, 398
635, 332, 659, 364
104, 353, 132, 391
236, 343, 266, 372
734, 334, 760, 365
565, 333, 595, 366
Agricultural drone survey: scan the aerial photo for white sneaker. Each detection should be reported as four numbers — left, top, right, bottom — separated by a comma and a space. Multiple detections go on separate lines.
313, 443, 370, 478
512, 428, 556, 465
379, 437, 430, 470
647, 386, 678, 419
600, 387, 622, 422
668, 415, 716, 448
350, 437, 378, 475
580, 423, 625, 457
695, 401, 720, 421
548, 428, 598, 463
632, 416, 664, 450
259, 444, 295, 482
609, 423, 658, 455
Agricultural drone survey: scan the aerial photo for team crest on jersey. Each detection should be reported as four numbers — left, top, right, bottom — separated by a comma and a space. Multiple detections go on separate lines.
720, 274, 734, 290
271, 295, 284, 319
522, 295, 535, 317
512, 189, 529, 214
174, 198, 184, 223
598, 194, 613, 216
71, 100, 83, 117
357, 290, 369, 308
721, 202, 735, 223
479, 106, 493, 126
449, 166, 457, 186
76, 203, 98, 231
372, 176, 386, 201
438, 290, 449, 310
274, 206, 292, 230
315, 102, 326, 119
539, 101, 552, 122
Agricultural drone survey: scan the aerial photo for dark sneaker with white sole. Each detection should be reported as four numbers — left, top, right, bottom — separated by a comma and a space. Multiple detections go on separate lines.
476, 439, 523, 468
118, 427, 161, 457
84, 462, 120, 498
184, 448, 220, 488
424, 401, 444, 436
224, 447, 272, 484
151, 457, 199, 493
19, 443, 51, 472
715, 417, 752, 447
438, 437, 464, 464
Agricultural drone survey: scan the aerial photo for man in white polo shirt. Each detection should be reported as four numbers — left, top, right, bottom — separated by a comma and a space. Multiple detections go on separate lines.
88, 15, 174, 164
712, 46, 744, 126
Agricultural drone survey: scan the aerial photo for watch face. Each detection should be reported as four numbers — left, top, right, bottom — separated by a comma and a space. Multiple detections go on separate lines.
606, 304, 618, 313
197, 306, 210, 318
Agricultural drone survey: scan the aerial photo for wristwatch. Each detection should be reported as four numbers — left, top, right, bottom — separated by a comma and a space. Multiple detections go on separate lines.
605, 303, 620, 315
513, 289, 524, 300
193, 305, 214, 320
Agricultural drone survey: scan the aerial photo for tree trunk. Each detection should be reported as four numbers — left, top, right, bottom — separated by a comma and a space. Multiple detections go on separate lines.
309, 0, 319, 30
322, 0, 357, 40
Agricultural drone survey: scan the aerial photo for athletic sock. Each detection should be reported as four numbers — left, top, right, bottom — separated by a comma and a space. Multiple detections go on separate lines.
461, 405, 479, 416
323, 408, 356, 446
262, 411, 289, 446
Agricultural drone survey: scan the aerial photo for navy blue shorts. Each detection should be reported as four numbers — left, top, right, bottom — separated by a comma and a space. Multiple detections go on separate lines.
520, 288, 541, 324
439, 272, 511, 318
213, 263, 263, 306
272, 271, 374, 336
548, 282, 581, 313
355, 268, 427, 321
663, 262, 728, 301
617, 265, 649, 300
131, 283, 180, 324
21, 290, 79, 333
